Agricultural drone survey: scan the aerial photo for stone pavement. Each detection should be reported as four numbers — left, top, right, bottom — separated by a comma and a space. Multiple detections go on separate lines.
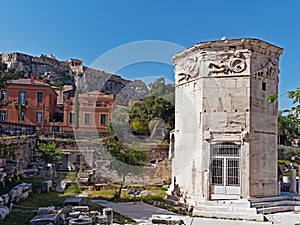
92, 200, 300, 225
91, 200, 178, 223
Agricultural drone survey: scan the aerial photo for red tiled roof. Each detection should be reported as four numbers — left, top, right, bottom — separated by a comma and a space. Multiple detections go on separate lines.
8, 78, 50, 86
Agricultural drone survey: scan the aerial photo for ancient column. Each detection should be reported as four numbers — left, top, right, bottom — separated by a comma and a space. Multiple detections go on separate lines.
289, 169, 297, 193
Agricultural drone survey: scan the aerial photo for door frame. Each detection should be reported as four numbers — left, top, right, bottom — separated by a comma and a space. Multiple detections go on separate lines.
211, 143, 241, 195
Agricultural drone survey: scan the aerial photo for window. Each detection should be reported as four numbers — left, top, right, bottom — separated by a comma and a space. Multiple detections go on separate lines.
104, 102, 109, 106
20, 111, 25, 122
36, 112, 43, 122
0, 111, 6, 121
100, 114, 107, 125
84, 113, 90, 124
19, 91, 26, 105
1, 90, 7, 101
76, 154, 81, 163
262, 82, 267, 91
68, 91, 75, 98
37, 92, 43, 103
69, 112, 75, 123
87, 101, 93, 106
96, 101, 101, 107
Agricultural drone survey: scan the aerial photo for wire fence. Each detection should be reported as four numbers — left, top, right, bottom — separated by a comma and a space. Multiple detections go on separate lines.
0, 121, 36, 136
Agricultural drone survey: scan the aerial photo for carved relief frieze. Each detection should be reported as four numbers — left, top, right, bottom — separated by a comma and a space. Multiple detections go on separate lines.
208, 50, 247, 75
253, 55, 278, 80
175, 56, 200, 83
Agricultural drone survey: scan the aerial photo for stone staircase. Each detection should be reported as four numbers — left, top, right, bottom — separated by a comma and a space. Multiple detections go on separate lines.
165, 194, 180, 202
249, 195, 300, 215
166, 194, 300, 222
192, 198, 266, 221
192, 195, 300, 221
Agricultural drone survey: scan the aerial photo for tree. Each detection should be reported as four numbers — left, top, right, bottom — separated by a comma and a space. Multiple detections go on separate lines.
287, 88, 300, 114
148, 77, 174, 104
0, 63, 18, 90
104, 133, 146, 199
129, 77, 175, 134
130, 119, 149, 134
37, 142, 64, 164
130, 96, 174, 130
268, 88, 300, 145
278, 111, 300, 145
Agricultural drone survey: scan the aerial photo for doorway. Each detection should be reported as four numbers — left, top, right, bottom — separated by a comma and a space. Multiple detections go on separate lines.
211, 143, 241, 195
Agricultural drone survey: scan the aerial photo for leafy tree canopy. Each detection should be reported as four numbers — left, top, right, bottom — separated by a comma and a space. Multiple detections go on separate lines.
0, 63, 19, 90
104, 132, 146, 198
37, 141, 64, 164
129, 78, 175, 133
148, 77, 175, 104
278, 111, 300, 145
269, 88, 300, 146
129, 96, 174, 129
287, 88, 300, 114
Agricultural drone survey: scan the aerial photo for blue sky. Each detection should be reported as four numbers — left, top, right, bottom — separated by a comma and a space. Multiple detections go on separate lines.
0, 0, 299, 109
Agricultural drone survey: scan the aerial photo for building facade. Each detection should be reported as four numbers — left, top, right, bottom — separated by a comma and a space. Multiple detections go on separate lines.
63, 90, 114, 135
168, 38, 283, 205
0, 75, 57, 131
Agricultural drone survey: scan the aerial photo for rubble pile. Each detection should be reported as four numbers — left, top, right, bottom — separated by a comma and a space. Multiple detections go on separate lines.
29, 201, 114, 225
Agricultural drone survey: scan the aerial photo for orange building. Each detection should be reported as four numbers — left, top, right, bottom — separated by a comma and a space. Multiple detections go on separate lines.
63, 90, 114, 135
0, 75, 57, 131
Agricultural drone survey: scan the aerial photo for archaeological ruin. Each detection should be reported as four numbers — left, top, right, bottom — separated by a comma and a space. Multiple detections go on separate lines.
168, 38, 284, 220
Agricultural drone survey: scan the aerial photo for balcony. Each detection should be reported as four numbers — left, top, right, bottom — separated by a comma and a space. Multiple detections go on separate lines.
14, 100, 28, 107
0, 100, 8, 107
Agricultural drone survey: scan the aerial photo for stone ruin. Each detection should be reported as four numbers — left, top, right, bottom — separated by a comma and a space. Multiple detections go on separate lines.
29, 202, 114, 225
167, 38, 287, 221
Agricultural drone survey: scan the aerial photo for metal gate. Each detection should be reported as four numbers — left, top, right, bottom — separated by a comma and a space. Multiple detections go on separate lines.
211, 143, 241, 195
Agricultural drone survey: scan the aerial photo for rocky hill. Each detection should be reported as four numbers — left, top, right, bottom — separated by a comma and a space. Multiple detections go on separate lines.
0, 52, 148, 104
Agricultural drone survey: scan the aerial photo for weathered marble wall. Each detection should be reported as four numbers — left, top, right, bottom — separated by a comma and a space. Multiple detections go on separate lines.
0, 136, 37, 175
169, 38, 283, 205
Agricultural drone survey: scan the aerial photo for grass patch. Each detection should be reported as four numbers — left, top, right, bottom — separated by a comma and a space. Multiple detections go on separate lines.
64, 184, 81, 195
0, 176, 43, 196
2, 191, 70, 224
2, 182, 82, 224
85, 184, 187, 215
2, 176, 171, 224
2, 181, 139, 224
86, 185, 167, 202
2, 211, 36, 225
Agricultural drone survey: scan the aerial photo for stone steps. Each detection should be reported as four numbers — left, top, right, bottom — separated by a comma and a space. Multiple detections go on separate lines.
249, 195, 300, 215
257, 205, 295, 214
249, 195, 300, 203
193, 209, 265, 222
164, 195, 183, 206
192, 199, 266, 222
167, 195, 300, 221
194, 204, 257, 214
252, 200, 300, 208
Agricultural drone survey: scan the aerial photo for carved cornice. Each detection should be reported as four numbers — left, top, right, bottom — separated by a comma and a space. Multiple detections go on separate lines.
172, 38, 283, 62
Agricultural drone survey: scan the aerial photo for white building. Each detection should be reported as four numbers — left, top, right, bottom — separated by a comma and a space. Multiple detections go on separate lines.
168, 38, 283, 210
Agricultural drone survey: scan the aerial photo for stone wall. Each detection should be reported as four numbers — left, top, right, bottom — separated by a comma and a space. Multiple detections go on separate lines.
2, 52, 70, 72
0, 136, 37, 176
45, 139, 171, 185
95, 159, 171, 185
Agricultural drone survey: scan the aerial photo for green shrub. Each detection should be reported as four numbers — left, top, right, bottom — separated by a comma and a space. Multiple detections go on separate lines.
64, 184, 81, 195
